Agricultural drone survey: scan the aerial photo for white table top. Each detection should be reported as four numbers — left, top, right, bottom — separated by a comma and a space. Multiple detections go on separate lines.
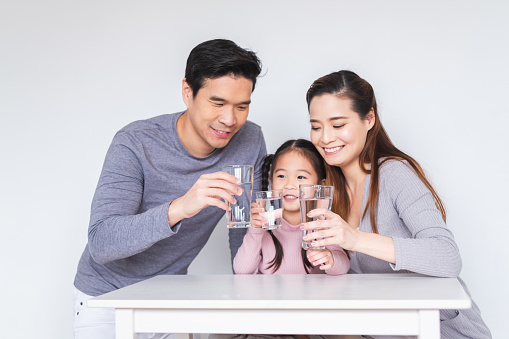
88, 273, 471, 310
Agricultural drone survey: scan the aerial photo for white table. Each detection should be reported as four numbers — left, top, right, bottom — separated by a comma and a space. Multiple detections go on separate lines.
88, 273, 471, 339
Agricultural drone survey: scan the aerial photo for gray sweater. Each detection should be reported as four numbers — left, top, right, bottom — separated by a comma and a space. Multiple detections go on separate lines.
74, 112, 267, 296
349, 160, 491, 338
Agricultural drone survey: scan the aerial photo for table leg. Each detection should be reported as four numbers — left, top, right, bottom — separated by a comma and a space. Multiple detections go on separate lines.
418, 310, 440, 339
116, 309, 138, 339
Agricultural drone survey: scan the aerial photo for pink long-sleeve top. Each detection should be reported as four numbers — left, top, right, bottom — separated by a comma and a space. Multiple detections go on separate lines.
233, 218, 350, 275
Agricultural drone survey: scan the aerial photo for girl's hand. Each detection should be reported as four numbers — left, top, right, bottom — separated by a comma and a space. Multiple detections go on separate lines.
306, 248, 334, 270
301, 208, 360, 250
249, 202, 265, 229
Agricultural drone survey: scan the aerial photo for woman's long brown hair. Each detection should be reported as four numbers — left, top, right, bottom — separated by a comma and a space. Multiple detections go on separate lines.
306, 71, 446, 233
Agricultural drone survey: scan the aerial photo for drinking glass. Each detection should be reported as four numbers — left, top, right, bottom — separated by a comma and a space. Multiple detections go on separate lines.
299, 184, 334, 249
222, 165, 254, 228
255, 190, 283, 230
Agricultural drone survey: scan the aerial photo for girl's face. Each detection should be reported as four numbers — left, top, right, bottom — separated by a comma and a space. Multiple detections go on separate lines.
271, 150, 321, 224
309, 95, 374, 170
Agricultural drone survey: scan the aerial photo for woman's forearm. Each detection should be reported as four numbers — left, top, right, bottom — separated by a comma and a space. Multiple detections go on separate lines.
353, 230, 396, 264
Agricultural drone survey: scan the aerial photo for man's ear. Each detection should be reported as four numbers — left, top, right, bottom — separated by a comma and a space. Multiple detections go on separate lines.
182, 79, 193, 106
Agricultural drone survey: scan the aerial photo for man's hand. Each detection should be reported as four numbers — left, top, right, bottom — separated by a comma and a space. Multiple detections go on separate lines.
167, 171, 242, 227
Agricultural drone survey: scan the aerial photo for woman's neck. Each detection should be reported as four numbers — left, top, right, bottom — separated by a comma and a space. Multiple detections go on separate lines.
340, 160, 368, 229
340, 161, 368, 193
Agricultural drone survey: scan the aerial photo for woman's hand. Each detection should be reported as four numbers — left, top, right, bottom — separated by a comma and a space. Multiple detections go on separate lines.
302, 208, 396, 264
300, 208, 360, 251
306, 248, 334, 270
249, 202, 265, 229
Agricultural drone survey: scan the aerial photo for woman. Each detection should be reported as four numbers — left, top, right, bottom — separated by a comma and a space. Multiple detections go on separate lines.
301, 70, 491, 338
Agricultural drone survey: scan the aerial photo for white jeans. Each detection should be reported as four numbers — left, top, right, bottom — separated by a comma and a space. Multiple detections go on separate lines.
73, 288, 175, 339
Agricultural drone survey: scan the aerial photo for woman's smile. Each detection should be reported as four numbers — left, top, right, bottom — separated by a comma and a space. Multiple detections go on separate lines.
323, 145, 344, 155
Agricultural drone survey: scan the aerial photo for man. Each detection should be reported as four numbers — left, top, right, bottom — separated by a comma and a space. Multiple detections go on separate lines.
73, 39, 266, 338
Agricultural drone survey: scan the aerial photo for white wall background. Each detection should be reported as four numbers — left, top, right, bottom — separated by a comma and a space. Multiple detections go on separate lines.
1, 0, 508, 337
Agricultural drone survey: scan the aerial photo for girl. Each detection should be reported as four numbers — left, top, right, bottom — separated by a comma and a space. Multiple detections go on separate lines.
301, 70, 491, 338
234, 139, 349, 275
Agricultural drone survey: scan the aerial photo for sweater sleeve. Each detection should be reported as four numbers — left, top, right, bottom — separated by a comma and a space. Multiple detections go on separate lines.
233, 227, 265, 274
383, 161, 462, 277
324, 245, 350, 276
87, 132, 175, 265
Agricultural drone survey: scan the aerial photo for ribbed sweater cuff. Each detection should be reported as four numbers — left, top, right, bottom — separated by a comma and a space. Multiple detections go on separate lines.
325, 250, 349, 276
159, 202, 181, 235
391, 236, 403, 271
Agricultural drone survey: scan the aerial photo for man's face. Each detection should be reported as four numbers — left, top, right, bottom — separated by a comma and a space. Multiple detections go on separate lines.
179, 75, 253, 157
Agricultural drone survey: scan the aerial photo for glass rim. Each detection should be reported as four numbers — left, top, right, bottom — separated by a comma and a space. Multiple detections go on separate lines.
256, 189, 283, 193
255, 189, 283, 197
298, 184, 334, 189
221, 164, 254, 170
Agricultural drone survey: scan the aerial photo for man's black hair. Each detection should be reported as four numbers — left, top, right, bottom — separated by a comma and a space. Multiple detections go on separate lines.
184, 39, 262, 97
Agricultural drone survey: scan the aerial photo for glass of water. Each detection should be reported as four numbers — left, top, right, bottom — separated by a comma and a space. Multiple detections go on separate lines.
255, 190, 283, 230
299, 184, 334, 249
221, 165, 254, 228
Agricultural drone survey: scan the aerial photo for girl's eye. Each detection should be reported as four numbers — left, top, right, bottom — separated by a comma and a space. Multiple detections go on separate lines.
311, 127, 320, 131
276, 174, 286, 179
297, 175, 307, 180
333, 124, 345, 129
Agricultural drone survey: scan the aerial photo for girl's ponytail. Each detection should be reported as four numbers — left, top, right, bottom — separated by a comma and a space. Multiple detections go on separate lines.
301, 248, 314, 273
266, 230, 284, 273
261, 154, 274, 191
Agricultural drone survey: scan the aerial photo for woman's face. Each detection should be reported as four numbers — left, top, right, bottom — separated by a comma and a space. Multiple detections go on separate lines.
309, 94, 374, 170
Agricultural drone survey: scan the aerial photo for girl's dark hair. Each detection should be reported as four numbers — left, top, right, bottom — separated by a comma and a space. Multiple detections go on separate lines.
185, 39, 262, 97
306, 70, 446, 233
261, 139, 326, 273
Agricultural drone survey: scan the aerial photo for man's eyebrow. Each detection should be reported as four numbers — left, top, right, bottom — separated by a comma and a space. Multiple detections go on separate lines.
209, 96, 251, 105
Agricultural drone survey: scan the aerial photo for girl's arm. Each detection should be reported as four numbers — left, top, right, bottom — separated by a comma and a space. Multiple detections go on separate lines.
233, 202, 266, 274
306, 246, 350, 276
325, 245, 350, 275
233, 227, 265, 274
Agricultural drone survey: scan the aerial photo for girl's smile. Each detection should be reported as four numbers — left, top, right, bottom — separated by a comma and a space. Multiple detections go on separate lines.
283, 193, 298, 201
